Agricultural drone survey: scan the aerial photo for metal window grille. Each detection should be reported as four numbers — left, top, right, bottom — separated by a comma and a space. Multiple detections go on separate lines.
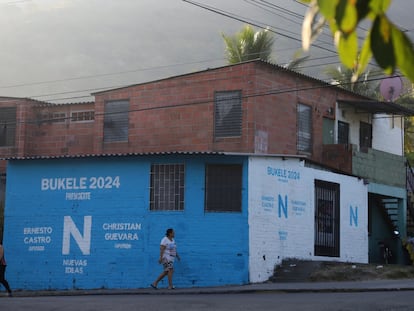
71, 111, 95, 122
297, 103, 312, 153
0, 107, 16, 147
104, 100, 129, 142
205, 164, 242, 212
48, 112, 67, 123
214, 91, 242, 138
314, 179, 340, 257
150, 164, 185, 211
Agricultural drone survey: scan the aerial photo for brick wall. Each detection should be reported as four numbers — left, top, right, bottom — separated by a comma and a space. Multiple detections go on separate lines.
27, 103, 95, 156
93, 62, 368, 167
0, 61, 378, 169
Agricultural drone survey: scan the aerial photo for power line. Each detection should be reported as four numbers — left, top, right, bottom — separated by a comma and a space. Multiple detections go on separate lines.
0, 1, 386, 102
0, 58, 226, 90
34, 62, 390, 103
182, 0, 339, 55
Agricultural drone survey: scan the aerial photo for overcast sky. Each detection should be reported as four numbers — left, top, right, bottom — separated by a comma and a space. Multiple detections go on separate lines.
0, 0, 412, 103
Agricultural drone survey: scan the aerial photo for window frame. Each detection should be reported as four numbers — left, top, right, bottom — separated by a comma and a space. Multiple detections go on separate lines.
337, 121, 350, 145
149, 163, 185, 212
204, 164, 242, 213
0, 107, 17, 147
359, 121, 372, 151
214, 90, 242, 139
297, 103, 312, 154
103, 100, 129, 143
71, 110, 95, 123
314, 179, 340, 257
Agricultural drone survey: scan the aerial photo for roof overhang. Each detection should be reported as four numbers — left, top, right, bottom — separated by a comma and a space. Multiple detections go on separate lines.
1, 151, 308, 161
337, 99, 414, 116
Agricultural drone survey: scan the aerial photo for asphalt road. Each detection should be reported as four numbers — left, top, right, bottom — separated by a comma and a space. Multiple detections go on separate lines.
1, 291, 414, 311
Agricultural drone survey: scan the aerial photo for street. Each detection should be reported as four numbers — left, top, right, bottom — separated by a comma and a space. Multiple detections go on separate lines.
1, 291, 413, 311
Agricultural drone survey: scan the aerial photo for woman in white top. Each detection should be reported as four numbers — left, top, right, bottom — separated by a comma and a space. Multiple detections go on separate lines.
151, 228, 180, 289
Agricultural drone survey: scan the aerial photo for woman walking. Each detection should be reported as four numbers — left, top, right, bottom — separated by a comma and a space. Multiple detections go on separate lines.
151, 228, 180, 290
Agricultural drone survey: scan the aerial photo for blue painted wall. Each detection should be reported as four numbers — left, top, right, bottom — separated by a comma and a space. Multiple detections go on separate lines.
3, 155, 249, 290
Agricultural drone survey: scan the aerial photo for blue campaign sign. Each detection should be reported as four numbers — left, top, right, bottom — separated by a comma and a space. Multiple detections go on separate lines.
4, 156, 249, 290
5, 158, 148, 289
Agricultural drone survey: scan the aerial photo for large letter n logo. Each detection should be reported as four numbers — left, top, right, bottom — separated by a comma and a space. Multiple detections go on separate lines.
278, 194, 288, 218
62, 216, 92, 255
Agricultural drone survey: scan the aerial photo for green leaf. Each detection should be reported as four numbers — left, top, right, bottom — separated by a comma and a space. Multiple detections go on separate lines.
338, 31, 359, 68
356, 0, 371, 21
317, 0, 339, 20
369, 0, 391, 14
336, 0, 358, 33
371, 15, 395, 74
392, 24, 414, 82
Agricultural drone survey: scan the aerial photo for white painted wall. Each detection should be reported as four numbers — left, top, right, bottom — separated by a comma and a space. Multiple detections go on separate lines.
337, 105, 404, 156
248, 156, 368, 283
372, 114, 404, 155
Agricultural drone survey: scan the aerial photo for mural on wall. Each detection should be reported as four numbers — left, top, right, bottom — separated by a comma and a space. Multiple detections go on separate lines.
248, 157, 368, 283
4, 156, 250, 290
6, 163, 147, 290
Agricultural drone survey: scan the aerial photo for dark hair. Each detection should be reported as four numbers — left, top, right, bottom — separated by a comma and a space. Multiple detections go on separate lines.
166, 228, 174, 236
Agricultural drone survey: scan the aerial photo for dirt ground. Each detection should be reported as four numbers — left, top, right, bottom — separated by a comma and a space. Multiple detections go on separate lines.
309, 262, 414, 281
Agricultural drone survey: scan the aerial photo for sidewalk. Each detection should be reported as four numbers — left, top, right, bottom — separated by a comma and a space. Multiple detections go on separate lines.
5, 279, 414, 297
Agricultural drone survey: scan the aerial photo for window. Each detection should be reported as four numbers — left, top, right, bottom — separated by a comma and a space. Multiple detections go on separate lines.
360, 121, 372, 151
50, 112, 66, 123
297, 103, 312, 153
104, 100, 129, 142
314, 180, 340, 257
71, 111, 94, 122
0, 107, 16, 147
337, 121, 349, 145
205, 164, 242, 212
150, 164, 185, 211
214, 91, 242, 138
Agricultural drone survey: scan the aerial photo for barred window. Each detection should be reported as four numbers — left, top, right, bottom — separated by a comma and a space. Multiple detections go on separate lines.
214, 91, 242, 138
314, 180, 340, 257
205, 164, 242, 212
150, 164, 185, 211
0, 107, 16, 147
71, 111, 94, 122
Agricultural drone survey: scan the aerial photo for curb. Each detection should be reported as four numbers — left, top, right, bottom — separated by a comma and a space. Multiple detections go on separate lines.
4, 283, 414, 298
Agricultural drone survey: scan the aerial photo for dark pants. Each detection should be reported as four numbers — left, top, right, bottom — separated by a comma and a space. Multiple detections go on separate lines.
0, 265, 12, 293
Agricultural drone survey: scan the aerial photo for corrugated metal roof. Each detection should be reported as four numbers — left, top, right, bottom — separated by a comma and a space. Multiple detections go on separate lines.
91, 59, 371, 101
338, 99, 414, 116
2, 151, 309, 161
32, 101, 95, 107
2, 151, 226, 161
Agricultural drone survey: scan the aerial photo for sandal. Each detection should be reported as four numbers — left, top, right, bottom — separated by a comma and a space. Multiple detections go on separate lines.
150, 284, 158, 290
168, 286, 175, 290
